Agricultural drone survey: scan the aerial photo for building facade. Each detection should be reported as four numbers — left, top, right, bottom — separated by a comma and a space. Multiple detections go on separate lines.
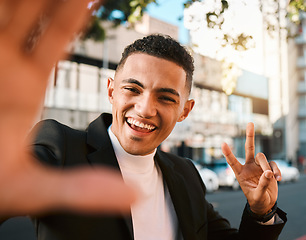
294, 12, 306, 168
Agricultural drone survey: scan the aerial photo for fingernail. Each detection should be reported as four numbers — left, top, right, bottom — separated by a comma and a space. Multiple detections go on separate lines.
276, 176, 281, 181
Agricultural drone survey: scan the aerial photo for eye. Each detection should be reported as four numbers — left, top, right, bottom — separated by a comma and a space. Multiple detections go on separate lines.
159, 95, 176, 103
124, 87, 140, 94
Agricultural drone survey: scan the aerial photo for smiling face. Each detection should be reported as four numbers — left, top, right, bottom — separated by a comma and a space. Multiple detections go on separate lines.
108, 53, 194, 156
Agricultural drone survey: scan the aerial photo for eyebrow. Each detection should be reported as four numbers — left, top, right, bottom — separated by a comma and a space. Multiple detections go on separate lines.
122, 78, 144, 88
122, 78, 180, 97
157, 88, 180, 97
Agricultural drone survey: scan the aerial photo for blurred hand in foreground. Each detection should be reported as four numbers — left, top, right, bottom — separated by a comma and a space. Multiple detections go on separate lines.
222, 123, 281, 215
0, 0, 136, 217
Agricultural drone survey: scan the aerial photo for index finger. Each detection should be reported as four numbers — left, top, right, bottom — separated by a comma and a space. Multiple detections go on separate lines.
222, 142, 242, 175
245, 122, 255, 163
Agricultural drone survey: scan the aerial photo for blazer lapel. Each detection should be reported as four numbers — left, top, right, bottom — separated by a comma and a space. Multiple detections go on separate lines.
155, 151, 196, 240
86, 113, 134, 239
86, 113, 118, 167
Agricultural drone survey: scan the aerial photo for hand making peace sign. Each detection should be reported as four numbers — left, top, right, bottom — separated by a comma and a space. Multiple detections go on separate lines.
222, 123, 282, 215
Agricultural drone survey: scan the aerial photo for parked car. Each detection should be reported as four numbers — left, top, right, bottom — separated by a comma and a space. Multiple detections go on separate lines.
192, 161, 219, 192
198, 167, 219, 192
272, 159, 300, 183
207, 158, 244, 190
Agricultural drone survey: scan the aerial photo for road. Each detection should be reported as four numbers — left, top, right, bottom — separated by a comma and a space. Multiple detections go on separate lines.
0, 174, 306, 240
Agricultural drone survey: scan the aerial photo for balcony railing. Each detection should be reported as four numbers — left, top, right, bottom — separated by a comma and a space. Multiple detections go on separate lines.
295, 35, 306, 45
298, 107, 306, 118
297, 56, 306, 68
298, 81, 306, 94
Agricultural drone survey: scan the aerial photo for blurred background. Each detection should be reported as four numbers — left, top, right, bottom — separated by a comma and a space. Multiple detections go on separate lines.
1, 0, 305, 239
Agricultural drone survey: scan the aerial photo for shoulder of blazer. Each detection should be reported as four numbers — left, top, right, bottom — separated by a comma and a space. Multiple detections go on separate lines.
33, 119, 86, 142
31, 119, 87, 167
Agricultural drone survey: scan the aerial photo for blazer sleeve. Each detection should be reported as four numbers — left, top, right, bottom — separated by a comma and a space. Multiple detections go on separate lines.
237, 205, 287, 240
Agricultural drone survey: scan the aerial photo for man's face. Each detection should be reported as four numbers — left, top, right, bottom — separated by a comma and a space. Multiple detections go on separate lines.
108, 53, 194, 155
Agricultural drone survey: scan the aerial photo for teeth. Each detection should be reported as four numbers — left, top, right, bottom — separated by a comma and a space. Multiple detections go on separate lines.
127, 118, 155, 130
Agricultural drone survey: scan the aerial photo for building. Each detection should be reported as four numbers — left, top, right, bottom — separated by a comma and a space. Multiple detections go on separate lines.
293, 11, 306, 168
181, 1, 274, 163
262, 1, 306, 166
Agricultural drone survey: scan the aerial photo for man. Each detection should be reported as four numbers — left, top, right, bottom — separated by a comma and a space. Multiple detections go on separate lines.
31, 34, 286, 240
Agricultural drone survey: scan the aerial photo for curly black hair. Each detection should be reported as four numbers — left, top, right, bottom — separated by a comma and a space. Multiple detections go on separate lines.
116, 34, 194, 94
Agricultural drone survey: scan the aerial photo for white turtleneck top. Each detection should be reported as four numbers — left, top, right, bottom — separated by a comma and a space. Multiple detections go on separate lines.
108, 127, 181, 240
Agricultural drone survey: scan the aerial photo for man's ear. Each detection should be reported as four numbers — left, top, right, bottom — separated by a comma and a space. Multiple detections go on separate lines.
107, 78, 114, 104
178, 99, 195, 122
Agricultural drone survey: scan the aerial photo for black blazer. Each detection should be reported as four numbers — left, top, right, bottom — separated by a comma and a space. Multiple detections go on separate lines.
31, 113, 286, 240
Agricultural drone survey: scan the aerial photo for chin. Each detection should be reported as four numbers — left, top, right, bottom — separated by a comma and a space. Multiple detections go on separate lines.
127, 149, 149, 156
124, 145, 154, 156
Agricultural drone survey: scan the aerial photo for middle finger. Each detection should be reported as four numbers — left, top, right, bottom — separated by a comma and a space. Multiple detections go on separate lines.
245, 122, 255, 163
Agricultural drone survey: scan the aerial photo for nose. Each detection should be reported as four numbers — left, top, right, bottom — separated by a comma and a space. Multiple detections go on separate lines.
134, 94, 157, 118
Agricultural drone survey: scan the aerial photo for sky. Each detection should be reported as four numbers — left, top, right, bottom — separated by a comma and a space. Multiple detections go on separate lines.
146, 0, 189, 44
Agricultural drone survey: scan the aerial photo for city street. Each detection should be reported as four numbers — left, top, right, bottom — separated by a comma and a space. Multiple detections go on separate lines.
0, 174, 306, 240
